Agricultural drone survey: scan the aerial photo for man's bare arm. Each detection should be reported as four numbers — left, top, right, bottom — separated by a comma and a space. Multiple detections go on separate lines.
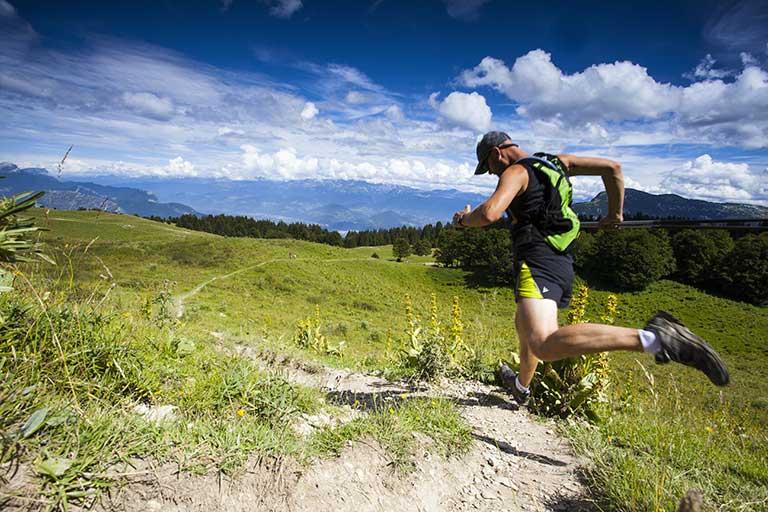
454, 165, 528, 228
558, 154, 624, 226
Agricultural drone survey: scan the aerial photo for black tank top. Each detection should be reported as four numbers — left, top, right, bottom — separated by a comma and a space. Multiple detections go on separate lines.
506, 165, 545, 232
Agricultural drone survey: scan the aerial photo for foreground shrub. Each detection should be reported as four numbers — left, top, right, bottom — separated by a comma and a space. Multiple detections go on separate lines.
0, 187, 50, 290
527, 285, 612, 420
394, 294, 472, 381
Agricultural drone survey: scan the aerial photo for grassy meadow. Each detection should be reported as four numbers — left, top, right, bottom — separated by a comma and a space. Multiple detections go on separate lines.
2, 208, 767, 511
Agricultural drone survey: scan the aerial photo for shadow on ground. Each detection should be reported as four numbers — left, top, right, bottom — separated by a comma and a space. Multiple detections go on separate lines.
472, 433, 567, 467
324, 387, 517, 413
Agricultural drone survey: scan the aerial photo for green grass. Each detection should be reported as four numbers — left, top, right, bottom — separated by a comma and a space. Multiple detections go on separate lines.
309, 397, 473, 471
7, 209, 768, 511
1, 210, 476, 509
565, 280, 768, 511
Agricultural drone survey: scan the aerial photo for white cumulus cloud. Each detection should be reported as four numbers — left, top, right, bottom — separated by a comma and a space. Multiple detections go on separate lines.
459, 50, 679, 122
685, 54, 734, 81
300, 101, 319, 120
660, 154, 768, 203
458, 49, 768, 148
429, 91, 492, 132
164, 156, 196, 176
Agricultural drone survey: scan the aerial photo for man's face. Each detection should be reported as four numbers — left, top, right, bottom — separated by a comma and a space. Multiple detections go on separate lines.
487, 142, 518, 176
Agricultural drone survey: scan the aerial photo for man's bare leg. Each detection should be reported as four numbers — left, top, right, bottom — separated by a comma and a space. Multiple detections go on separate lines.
514, 298, 557, 388
515, 298, 643, 387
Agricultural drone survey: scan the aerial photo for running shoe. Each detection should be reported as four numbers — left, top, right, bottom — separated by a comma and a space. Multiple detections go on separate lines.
645, 311, 730, 387
497, 363, 530, 405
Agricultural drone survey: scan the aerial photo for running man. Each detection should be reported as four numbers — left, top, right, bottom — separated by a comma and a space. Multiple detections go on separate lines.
453, 131, 729, 405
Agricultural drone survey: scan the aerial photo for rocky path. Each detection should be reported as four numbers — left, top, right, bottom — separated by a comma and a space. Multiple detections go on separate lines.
108, 346, 594, 512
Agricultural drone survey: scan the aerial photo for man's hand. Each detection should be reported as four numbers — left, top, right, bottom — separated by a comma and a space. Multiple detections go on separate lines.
453, 204, 471, 228
597, 213, 623, 230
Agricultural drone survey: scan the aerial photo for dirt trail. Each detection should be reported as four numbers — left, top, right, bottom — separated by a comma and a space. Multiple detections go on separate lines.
107, 346, 593, 512
101, 258, 594, 510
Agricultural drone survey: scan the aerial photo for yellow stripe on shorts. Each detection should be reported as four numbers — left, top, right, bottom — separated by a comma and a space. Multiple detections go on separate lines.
517, 261, 543, 299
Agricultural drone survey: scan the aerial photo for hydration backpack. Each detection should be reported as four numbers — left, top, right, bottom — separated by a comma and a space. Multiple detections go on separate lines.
512, 152, 580, 253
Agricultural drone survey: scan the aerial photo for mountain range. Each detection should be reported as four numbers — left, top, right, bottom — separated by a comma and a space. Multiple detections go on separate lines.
1, 163, 767, 230
0, 163, 199, 218
573, 189, 768, 220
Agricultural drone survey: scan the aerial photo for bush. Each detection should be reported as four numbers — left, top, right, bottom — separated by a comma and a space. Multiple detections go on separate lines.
294, 306, 345, 356
434, 226, 514, 284
671, 229, 733, 286
394, 294, 470, 381
588, 230, 675, 290
0, 187, 50, 291
572, 231, 598, 270
718, 233, 768, 305
527, 285, 612, 420
392, 238, 411, 261
412, 239, 432, 256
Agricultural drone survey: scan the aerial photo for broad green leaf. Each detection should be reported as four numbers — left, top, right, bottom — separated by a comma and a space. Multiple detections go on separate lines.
35, 457, 72, 478
0, 268, 13, 292
176, 337, 196, 356
21, 407, 49, 438
46, 408, 74, 427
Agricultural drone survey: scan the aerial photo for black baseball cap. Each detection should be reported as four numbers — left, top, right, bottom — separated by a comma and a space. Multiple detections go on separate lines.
474, 131, 513, 175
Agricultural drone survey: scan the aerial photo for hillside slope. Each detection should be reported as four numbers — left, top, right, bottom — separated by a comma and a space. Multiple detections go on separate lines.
4, 209, 766, 511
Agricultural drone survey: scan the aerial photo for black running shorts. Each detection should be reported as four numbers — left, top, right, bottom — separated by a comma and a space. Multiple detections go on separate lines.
514, 241, 574, 309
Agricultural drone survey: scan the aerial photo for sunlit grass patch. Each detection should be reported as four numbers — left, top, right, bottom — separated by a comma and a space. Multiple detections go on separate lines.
308, 397, 472, 472
0, 284, 323, 509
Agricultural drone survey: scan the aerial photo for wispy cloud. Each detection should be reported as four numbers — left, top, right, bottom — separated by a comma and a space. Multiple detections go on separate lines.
221, 0, 302, 18
704, 0, 768, 55
0, 0, 16, 17
260, 0, 303, 19
441, 0, 491, 21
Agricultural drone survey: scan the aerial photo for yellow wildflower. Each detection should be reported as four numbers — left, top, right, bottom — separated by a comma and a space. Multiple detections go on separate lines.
236, 408, 246, 418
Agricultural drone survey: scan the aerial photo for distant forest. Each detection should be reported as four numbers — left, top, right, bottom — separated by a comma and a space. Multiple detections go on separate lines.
151, 213, 450, 248
151, 211, 687, 248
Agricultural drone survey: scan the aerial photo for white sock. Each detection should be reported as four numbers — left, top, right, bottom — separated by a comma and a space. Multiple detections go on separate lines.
638, 329, 661, 354
515, 376, 530, 394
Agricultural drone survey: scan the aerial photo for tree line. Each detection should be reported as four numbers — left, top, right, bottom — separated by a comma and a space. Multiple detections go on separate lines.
151, 214, 448, 249
435, 225, 767, 306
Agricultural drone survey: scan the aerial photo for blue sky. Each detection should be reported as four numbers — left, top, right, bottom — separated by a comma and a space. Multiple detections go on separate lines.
1, 0, 767, 203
